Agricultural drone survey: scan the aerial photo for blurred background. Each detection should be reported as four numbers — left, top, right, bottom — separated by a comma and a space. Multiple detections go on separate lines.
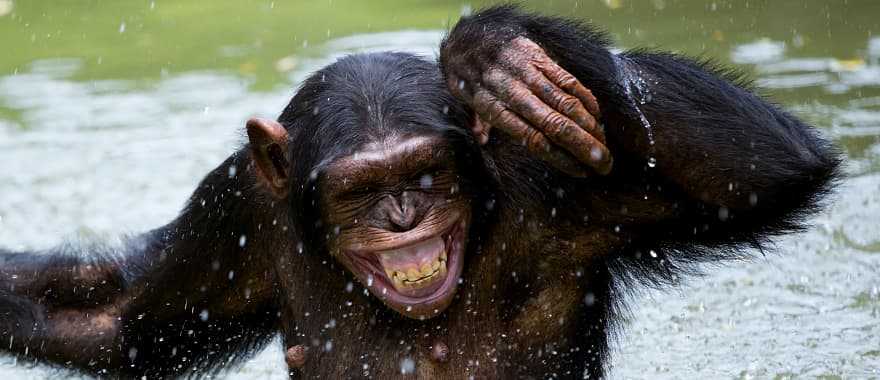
0, 0, 878, 378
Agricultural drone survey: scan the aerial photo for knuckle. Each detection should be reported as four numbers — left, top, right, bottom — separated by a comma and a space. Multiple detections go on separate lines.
540, 112, 566, 131
557, 73, 579, 88
488, 99, 508, 119
583, 87, 596, 99
558, 96, 581, 116
497, 109, 517, 125
510, 86, 532, 102
483, 68, 506, 85
547, 120, 569, 139
525, 130, 549, 153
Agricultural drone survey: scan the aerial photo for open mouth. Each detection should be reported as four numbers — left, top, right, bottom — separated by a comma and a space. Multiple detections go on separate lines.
346, 219, 467, 317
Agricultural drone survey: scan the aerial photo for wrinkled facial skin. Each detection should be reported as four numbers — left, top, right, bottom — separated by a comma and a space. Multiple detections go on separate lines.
319, 135, 472, 319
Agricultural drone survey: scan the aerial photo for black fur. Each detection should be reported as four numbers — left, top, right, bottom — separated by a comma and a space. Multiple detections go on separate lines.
0, 5, 840, 379
441, 5, 841, 376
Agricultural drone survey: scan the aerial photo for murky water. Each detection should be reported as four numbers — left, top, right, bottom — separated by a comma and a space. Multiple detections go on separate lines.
1, 1, 878, 378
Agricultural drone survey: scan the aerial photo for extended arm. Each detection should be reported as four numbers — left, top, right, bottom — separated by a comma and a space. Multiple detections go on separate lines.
0, 151, 285, 377
441, 6, 840, 269
0, 247, 126, 371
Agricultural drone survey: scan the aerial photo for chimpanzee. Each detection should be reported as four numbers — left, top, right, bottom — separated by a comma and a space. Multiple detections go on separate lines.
0, 5, 839, 379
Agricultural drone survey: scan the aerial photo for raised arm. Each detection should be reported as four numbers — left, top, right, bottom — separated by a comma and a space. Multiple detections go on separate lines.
440, 6, 840, 269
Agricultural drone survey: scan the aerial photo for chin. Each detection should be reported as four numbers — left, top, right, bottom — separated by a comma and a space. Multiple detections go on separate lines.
344, 218, 468, 319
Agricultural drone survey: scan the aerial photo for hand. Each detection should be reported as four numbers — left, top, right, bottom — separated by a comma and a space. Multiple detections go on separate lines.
446, 37, 612, 177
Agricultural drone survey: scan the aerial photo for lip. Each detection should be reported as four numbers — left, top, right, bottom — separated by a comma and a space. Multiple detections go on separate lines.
345, 218, 467, 316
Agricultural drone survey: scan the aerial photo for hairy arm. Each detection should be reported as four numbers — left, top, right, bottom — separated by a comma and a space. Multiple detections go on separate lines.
0, 245, 131, 373
441, 6, 840, 274
0, 154, 283, 377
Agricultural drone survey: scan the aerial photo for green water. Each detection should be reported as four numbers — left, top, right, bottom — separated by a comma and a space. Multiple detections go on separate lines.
1, 0, 878, 378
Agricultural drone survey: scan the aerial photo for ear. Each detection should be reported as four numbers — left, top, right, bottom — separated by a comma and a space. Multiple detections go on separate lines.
246, 117, 291, 198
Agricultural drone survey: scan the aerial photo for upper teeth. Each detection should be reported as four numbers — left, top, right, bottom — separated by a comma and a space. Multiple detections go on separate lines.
385, 253, 447, 285
377, 237, 449, 290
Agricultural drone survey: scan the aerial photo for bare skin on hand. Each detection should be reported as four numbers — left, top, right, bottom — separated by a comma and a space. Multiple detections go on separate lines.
447, 37, 612, 177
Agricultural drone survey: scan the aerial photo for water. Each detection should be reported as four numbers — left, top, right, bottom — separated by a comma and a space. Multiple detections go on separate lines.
1, 1, 879, 378
612, 54, 657, 166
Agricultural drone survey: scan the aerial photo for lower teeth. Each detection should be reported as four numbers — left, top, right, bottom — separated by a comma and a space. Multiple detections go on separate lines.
388, 259, 447, 290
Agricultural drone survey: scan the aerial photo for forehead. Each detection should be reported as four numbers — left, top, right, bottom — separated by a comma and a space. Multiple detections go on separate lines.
349, 134, 435, 162
319, 134, 455, 187
329, 134, 448, 171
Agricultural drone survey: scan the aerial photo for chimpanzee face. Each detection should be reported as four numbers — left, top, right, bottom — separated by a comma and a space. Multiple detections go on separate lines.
318, 133, 472, 319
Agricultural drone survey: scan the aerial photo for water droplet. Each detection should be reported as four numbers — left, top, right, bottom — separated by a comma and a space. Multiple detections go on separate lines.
647, 157, 657, 168
199, 309, 209, 322
584, 293, 596, 306
400, 357, 415, 374
718, 206, 730, 221
118, 22, 126, 33
238, 235, 247, 247
420, 174, 433, 189
590, 146, 604, 162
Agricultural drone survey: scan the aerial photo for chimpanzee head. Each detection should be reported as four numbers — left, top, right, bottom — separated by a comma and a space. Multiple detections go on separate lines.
245, 52, 484, 319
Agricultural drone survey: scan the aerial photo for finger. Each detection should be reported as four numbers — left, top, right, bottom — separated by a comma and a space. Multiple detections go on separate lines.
520, 66, 605, 145
471, 114, 484, 134
471, 88, 588, 177
536, 61, 601, 119
472, 116, 491, 145
509, 37, 601, 118
483, 70, 613, 175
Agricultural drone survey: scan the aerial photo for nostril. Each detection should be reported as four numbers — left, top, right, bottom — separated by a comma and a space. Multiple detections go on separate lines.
387, 192, 422, 231
389, 219, 412, 232
389, 207, 417, 231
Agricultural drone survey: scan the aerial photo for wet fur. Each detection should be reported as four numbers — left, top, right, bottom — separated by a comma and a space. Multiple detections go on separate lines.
0, 5, 840, 379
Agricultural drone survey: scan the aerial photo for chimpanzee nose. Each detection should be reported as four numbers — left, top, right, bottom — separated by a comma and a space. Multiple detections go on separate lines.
387, 191, 421, 231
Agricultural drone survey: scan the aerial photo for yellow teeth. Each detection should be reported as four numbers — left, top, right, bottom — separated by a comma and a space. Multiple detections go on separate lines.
385, 250, 449, 291
406, 268, 420, 279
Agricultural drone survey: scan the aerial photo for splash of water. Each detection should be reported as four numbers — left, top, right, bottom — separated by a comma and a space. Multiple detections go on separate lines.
612, 54, 657, 165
